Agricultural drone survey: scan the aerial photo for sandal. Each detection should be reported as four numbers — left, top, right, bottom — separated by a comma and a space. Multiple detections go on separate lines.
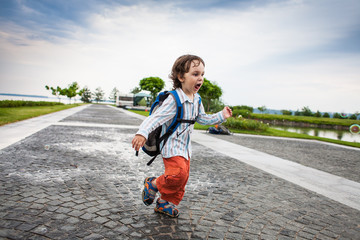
142, 177, 158, 206
154, 198, 180, 218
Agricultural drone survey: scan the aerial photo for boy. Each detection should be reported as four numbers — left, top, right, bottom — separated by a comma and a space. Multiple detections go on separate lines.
132, 54, 232, 217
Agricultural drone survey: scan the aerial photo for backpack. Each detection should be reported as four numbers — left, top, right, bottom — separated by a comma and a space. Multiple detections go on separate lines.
207, 124, 231, 135
217, 124, 231, 135
140, 90, 201, 166
207, 126, 220, 134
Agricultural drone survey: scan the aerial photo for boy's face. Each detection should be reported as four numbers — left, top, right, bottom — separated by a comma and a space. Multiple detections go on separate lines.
179, 60, 204, 97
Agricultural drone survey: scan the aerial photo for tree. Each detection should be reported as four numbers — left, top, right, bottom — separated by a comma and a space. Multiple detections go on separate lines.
333, 112, 341, 119
61, 82, 79, 103
314, 110, 322, 118
349, 114, 357, 120
322, 112, 330, 118
198, 78, 222, 112
258, 106, 267, 114
355, 111, 360, 120
45, 85, 62, 102
139, 77, 165, 103
94, 87, 105, 103
131, 87, 141, 94
208, 98, 225, 113
78, 87, 92, 103
301, 106, 313, 116
109, 87, 119, 102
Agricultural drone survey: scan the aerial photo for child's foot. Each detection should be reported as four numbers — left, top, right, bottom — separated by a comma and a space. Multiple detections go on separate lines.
142, 177, 158, 206
154, 198, 179, 218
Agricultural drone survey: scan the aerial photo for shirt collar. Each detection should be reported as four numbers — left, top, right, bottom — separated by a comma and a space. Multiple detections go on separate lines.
176, 88, 200, 104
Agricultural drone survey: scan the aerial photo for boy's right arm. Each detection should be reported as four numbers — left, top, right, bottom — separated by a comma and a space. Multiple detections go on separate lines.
132, 134, 146, 151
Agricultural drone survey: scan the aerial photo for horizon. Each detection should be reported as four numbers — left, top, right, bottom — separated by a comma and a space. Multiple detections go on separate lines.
1, 92, 359, 116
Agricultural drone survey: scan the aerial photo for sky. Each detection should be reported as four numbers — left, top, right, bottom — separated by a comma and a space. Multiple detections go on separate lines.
0, 0, 359, 113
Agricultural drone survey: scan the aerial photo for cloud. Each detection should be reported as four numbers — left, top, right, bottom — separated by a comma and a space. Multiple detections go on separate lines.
0, 0, 359, 112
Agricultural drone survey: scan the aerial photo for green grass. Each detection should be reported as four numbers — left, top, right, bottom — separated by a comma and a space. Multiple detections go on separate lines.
128, 109, 360, 148
0, 104, 85, 126
250, 113, 360, 126
129, 109, 151, 117
0, 100, 65, 108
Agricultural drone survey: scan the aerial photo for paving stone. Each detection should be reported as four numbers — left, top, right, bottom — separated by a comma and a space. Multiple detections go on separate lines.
93, 216, 109, 224
83, 233, 104, 240
0, 104, 359, 240
96, 209, 111, 217
80, 213, 96, 220
68, 209, 83, 217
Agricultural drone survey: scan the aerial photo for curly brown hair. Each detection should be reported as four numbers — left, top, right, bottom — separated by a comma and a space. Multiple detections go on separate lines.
169, 55, 205, 89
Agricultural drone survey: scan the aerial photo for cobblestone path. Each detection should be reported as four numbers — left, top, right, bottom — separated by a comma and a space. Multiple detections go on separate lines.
0, 104, 359, 239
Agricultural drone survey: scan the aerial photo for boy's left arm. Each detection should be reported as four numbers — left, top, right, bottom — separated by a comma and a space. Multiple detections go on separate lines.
197, 103, 232, 125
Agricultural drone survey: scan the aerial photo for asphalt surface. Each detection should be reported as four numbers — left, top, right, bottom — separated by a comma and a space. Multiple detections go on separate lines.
0, 104, 359, 240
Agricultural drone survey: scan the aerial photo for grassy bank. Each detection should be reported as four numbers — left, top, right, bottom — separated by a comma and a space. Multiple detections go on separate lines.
128, 109, 360, 148
0, 103, 85, 126
0, 100, 65, 108
250, 113, 360, 126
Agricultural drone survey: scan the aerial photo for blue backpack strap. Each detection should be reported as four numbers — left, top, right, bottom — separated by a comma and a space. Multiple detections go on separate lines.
196, 93, 201, 120
166, 90, 183, 133
149, 91, 167, 115
197, 93, 202, 106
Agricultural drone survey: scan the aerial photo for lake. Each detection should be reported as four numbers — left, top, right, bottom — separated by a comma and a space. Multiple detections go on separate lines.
274, 126, 359, 143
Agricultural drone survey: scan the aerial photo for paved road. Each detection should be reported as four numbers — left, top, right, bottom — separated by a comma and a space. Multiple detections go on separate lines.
0, 104, 359, 239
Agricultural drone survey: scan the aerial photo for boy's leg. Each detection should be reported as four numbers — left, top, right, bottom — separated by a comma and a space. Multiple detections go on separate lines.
156, 156, 190, 205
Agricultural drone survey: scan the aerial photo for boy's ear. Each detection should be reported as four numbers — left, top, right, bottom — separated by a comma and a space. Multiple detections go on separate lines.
178, 74, 184, 82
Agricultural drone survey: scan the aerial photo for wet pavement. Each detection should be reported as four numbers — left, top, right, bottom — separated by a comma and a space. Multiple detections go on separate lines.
0, 104, 359, 240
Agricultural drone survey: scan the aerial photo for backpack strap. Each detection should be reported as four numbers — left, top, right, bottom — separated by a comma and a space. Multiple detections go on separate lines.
158, 90, 183, 141
175, 93, 201, 124
197, 93, 202, 106
149, 91, 168, 115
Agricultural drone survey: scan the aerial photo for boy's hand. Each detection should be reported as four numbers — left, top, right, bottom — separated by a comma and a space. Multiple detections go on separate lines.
132, 134, 146, 151
222, 106, 232, 119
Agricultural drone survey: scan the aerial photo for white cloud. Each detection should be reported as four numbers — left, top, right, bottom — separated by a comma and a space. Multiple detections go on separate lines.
0, 0, 359, 112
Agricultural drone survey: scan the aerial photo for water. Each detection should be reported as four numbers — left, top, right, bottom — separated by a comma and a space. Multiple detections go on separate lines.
0, 94, 114, 104
274, 126, 360, 143
0, 94, 82, 104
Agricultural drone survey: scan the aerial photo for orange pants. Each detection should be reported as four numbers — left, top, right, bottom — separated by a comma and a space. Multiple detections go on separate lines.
156, 156, 190, 205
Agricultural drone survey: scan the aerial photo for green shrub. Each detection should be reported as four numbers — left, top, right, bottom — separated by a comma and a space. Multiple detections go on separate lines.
322, 112, 330, 118
349, 114, 357, 120
333, 113, 341, 119
281, 110, 292, 115
0, 100, 64, 108
232, 109, 252, 118
231, 105, 254, 112
313, 111, 322, 118
223, 117, 269, 132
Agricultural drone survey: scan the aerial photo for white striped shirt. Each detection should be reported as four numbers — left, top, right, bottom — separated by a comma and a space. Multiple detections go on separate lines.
136, 88, 225, 159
